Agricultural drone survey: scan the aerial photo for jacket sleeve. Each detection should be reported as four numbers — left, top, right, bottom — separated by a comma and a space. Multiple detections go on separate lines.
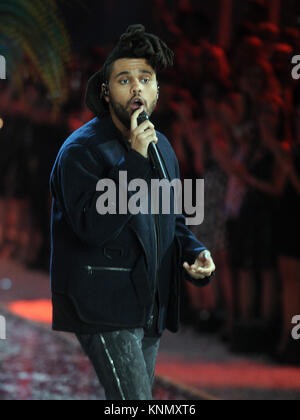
173, 151, 212, 287
51, 143, 152, 247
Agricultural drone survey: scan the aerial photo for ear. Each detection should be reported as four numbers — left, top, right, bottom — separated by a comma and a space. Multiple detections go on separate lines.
101, 83, 110, 103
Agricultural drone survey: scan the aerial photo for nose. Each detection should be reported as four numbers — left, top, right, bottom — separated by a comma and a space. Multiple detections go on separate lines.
130, 78, 142, 95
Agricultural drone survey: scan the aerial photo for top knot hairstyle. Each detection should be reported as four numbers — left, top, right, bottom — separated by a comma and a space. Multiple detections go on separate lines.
85, 24, 174, 116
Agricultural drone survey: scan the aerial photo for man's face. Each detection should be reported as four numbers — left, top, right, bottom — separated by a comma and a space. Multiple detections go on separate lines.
104, 58, 159, 130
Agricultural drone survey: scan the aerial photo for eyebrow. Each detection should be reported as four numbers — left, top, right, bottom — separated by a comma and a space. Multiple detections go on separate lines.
114, 70, 153, 79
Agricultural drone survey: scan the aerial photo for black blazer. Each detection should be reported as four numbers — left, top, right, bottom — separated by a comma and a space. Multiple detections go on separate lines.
49, 114, 210, 334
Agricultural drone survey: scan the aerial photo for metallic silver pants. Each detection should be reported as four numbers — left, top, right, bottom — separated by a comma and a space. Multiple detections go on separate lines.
76, 328, 161, 400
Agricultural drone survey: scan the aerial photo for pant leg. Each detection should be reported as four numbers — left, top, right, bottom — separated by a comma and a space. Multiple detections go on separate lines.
76, 329, 159, 400
142, 335, 161, 387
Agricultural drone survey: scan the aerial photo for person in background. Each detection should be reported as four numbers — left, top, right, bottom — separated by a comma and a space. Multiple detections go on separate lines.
276, 92, 300, 364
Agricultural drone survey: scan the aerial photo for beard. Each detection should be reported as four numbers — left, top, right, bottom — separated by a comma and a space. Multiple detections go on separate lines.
109, 95, 158, 130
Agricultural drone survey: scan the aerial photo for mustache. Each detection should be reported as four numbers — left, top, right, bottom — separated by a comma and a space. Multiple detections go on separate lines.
127, 96, 147, 108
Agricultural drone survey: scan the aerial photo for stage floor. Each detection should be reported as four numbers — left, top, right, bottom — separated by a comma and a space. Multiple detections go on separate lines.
1, 258, 300, 400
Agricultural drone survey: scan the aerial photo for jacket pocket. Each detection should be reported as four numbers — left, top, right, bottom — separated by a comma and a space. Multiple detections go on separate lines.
85, 266, 132, 275
69, 261, 145, 327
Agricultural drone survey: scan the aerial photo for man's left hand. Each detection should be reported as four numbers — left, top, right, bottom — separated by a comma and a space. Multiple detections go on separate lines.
183, 251, 216, 280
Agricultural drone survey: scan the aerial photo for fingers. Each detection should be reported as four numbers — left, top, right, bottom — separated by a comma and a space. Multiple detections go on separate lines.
130, 106, 154, 133
130, 106, 155, 135
183, 262, 206, 280
136, 130, 158, 144
202, 250, 211, 261
192, 260, 215, 274
197, 252, 216, 272
130, 108, 157, 157
183, 261, 215, 279
131, 106, 145, 131
134, 120, 155, 136
131, 128, 158, 150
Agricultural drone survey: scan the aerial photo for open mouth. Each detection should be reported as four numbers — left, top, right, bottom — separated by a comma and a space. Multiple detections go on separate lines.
130, 97, 145, 111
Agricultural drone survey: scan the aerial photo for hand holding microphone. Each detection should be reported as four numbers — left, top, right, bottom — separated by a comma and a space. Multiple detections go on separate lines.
130, 107, 168, 179
129, 106, 158, 159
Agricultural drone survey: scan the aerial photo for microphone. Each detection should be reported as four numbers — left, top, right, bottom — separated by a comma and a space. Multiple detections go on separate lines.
137, 111, 168, 180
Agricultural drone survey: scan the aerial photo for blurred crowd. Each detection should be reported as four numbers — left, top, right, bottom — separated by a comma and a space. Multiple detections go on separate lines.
0, 0, 300, 364
152, 0, 300, 365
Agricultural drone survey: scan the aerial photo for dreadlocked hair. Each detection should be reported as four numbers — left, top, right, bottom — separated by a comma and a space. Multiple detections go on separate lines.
85, 25, 174, 117
102, 24, 174, 81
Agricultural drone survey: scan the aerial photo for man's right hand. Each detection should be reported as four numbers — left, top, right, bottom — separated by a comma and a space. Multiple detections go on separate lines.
129, 107, 158, 158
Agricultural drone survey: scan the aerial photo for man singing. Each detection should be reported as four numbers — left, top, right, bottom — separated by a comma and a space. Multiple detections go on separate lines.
49, 24, 215, 400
